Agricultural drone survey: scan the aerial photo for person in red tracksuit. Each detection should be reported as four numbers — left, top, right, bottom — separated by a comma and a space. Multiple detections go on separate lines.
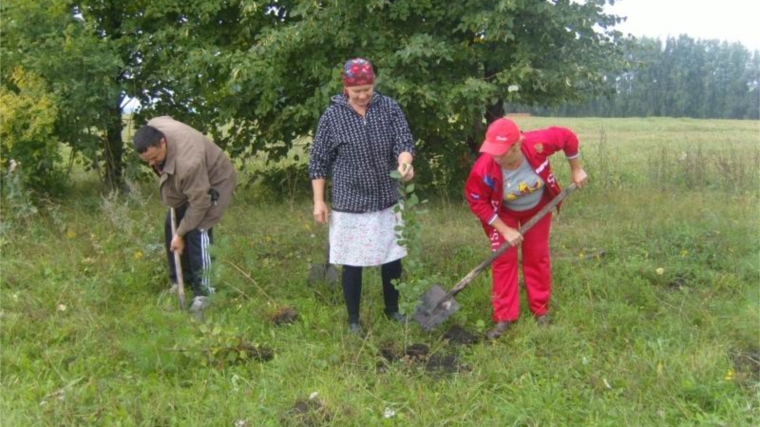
464, 118, 588, 340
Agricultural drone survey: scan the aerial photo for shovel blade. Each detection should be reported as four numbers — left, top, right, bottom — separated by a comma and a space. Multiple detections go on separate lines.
307, 265, 323, 284
413, 284, 460, 331
324, 265, 339, 285
308, 264, 339, 286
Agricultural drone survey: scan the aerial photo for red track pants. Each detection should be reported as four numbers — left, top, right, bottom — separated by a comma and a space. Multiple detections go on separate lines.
485, 198, 552, 322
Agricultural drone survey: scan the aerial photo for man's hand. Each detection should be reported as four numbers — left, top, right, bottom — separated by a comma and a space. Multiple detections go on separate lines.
397, 162, 414, 182
313, 200, 329, 224
170, 234, 185, 255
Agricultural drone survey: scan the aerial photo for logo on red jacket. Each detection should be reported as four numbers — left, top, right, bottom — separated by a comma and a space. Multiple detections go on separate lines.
534, 143, 544, 154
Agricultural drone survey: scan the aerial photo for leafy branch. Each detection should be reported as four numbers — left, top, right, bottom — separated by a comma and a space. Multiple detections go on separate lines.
390, 171, 438, 318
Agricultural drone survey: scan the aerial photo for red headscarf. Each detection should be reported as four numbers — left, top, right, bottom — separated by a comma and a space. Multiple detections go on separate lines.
342, 58, 375, 87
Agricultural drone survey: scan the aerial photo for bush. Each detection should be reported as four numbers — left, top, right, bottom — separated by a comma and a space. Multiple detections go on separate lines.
0, 67, 66, 195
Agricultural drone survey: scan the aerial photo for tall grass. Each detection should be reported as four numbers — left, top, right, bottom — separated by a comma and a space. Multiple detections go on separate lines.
1, 117, 758, 426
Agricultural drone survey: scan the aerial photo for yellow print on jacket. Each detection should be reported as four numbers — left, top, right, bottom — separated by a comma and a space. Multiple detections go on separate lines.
505, 179, 543, 201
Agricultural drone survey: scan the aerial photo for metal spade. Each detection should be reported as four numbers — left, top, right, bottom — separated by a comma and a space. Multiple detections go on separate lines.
308, 230, 339, 286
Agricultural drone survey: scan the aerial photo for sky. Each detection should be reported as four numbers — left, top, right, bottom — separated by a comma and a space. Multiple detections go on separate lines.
606, 0, 759, 52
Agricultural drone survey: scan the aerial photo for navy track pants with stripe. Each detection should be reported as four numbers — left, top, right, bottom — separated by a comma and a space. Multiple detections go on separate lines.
164, 206, 214, 297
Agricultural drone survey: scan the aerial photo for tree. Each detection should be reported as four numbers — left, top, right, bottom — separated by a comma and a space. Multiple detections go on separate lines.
524, 35, 760, 120
3, 0, 628, 194
176, 0, 629, 191
1, 0, 264, 191
1, 0, 125, 191
0, 68, 62, 193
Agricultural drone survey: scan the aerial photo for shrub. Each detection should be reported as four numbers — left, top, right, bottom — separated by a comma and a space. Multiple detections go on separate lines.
0, 67, 66, 195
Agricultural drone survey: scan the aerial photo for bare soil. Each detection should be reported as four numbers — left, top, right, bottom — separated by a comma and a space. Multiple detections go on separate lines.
426, 353, 470, 374
730, 349, 760, 385
271, 307, 299, 325
443, 324, 479, 346
281, 397, 333, 427
376, 342, 469, 375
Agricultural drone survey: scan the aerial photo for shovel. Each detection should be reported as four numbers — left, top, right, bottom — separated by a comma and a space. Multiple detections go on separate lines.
170, 208, 187, 310
414, 183, 578, 331
308, 230, 339, 286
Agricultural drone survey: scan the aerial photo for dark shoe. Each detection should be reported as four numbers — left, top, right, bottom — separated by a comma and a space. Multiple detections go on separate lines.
536, 314, 551, 327
485, 321, 513, 340
348, 322, 364, 335
386, 312, 407, 323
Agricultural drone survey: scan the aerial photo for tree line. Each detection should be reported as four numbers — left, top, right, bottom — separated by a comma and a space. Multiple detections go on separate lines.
1, 0, 755, 199
524, 35, 759, 119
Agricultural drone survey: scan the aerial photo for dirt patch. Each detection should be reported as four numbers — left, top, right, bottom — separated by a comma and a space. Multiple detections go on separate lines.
377, 343, 398, 373
280, 397, 333, 427
271, 307, 299, 325
443, 325, 479, 346
426, 353, 470, 374
666, 274, 689, 291
379, 345, 397, 362
378, 342, 429, 362
730, 349, 760, 384
404, 343, 429, 360
376, 342, 468, 375
241, 343, 274, 362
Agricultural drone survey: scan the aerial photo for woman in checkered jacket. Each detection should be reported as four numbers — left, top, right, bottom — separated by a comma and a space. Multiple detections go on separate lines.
309, 58, 416, 335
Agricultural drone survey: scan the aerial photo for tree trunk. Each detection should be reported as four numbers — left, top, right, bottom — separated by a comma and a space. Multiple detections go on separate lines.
465, 133, 481, 155
467, 97, 505, 154
103, 105, 124, 191
485, 97, 504, 126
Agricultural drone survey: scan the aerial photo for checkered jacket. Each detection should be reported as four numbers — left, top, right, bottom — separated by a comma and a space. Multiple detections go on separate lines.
309, 92, 415, 213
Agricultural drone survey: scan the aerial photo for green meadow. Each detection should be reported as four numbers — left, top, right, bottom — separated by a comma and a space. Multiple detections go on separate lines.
1, 117, 758, 426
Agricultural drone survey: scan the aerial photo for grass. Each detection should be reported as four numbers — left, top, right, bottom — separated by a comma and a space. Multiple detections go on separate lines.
1, 117, 759, 426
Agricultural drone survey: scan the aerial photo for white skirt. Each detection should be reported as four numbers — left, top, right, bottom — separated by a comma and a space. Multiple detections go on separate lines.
329, 206, 407, 266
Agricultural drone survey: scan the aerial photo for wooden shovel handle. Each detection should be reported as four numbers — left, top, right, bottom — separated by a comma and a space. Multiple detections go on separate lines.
445, 183, 578, 298
324, 226, 331, 268
170, 208, 187, 310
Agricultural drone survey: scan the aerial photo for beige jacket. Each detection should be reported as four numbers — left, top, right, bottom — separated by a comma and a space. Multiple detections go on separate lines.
148, 116, 237, 236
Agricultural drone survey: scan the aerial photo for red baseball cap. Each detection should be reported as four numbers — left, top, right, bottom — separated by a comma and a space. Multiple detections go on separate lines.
479, 118, 521, 156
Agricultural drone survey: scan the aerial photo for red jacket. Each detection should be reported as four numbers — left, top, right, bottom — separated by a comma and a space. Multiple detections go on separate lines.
464, 126, 579, 226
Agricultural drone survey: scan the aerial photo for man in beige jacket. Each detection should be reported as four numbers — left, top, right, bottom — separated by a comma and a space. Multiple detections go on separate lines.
133, 116, 236, 315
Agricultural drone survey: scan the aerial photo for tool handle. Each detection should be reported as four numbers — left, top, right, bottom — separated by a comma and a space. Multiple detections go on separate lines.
170, 208, 187, 310
324, 225, 331, 267
445, 183, 578, 298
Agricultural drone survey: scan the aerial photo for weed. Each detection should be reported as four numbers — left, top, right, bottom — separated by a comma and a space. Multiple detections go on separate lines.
1, 167, 40, 228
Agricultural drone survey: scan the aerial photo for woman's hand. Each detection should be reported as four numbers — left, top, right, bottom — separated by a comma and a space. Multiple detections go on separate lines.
313, 200, 329, 224
493, 218, 522, 247
500, 227, 523, 247
571, 167, 588, 189
567, 157, 588, 189
397, 162, 414, 182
